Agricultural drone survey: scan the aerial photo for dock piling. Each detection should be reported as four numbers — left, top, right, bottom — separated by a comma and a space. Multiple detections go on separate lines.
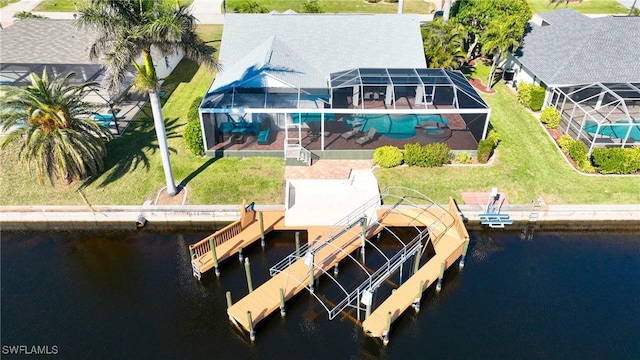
247, 311, 256, 341
305, 252, 315, 293
244, 258, 254, 293
459, 240, 470, 269
333, 263, 339, 277
413, 243, 422, 275
413, 280, 424, 312
279, 288, 286, 317
383, 311, 391, 345
239, 247, 244, 263
436, 261, 445, 292
209, 238, 220, 277
259, 211, 265, 248
188, 247, 195, 260
226, 291, 233, 309
295, 232, 300, 257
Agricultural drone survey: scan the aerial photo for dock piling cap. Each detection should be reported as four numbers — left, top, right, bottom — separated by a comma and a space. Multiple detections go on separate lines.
361, 290, 373, 306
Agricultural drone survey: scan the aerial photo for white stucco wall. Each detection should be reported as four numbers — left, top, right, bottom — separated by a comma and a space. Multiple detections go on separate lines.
150, 47, 185, 80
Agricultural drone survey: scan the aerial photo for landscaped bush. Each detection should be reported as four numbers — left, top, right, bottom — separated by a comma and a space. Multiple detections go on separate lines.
517, 83, 545, 111
477, 139, 494, 164
455, 152, 472, 164
591, 148, 640, 174
373, 146, 403, 168
540, 107, 561, 129
530, 86, 545, 111
403, 143, 450, 167
486, 129, 500, 147
183, 96, 204, 156
557, 134, 573, 152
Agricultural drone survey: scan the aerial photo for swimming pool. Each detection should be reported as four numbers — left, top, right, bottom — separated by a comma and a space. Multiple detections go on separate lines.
345, 114, 448, 139
583, 120, 640, 140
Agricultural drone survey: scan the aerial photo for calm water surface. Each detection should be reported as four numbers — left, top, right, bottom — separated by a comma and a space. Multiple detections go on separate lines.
1, 229, 639, 359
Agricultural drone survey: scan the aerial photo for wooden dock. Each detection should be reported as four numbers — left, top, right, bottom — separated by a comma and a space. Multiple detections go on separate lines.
189, 204, 286, 279
227, 223, 384, 332
362, 198, 470, 341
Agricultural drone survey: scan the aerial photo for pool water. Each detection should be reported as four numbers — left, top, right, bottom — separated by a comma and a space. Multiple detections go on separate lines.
583, 119, 640, 140
345, 114, 448, 139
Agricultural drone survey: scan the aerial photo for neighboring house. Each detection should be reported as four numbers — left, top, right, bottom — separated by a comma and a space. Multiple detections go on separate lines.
199, 13, 490, 161
0, 19, 183, 104
503, 9, 640, 154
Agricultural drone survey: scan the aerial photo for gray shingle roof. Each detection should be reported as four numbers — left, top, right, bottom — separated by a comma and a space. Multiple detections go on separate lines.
209, 13, 426, 93
514, 9, 640, 86
0, 19, 98, 65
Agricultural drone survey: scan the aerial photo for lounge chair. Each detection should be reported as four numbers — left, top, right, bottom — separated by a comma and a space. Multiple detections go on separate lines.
355, 127, 376, 146
341, 123, 362, 140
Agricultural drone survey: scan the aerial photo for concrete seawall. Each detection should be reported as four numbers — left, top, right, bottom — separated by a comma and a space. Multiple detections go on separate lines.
1, 204, 638, 231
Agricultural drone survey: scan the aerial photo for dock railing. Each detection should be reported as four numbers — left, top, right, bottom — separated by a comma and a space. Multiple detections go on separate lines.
327, 229, 429, 320
269, 194, 381, 276
189, 201, 256, 263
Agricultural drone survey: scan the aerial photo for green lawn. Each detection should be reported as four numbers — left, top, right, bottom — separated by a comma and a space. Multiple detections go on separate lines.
0, 24, 284, 207
376, 64, 640, 205
224, 0, 435, 14
34, 0, 194, 12
528, 0, 628, 14
2, 26, 639, 206
0, 0, 20, 8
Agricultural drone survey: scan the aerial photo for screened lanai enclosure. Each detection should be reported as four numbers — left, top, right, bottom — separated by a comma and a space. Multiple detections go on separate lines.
199, 68, 490, 160
549, 82, 640, 155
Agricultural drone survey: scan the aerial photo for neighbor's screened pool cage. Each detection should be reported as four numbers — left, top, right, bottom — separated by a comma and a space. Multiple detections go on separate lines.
549, 82, 640, 155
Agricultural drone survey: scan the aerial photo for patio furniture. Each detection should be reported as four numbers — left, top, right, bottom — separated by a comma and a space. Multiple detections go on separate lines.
230, 134, 245, 144
355, 127, 376, 146
93, 113, 115, 126
257, 118, 272, 145
341, 123, 362, 140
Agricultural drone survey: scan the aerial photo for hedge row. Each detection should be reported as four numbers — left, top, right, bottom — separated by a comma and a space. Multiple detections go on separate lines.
404, 143, 450, 167
183, 96, 204, 156
517, 83, 545, 111
591, 148, 640, 174
373, 146, 403, 168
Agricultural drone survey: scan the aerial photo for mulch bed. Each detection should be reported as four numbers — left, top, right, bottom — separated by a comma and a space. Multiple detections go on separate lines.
469, 78, 496, 94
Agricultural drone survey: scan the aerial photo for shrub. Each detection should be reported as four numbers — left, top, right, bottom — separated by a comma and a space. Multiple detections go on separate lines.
403, 143, 422, 167
455, 152, 472, 164
234, 1, 268, 13
517, 83, 533, 107
403, 143, 450, 167
591, 148, 640, 174
301, 0, 324, 13
530, 86, 545, 111
477, 139, 494, 164
540, 107, 561, 129
183, 96, 204, 156
423, 143, 451, 167
517, 83, 545, 111
557, 134, 573, 152
486, 129, 500, 147
373, 146, 403, 168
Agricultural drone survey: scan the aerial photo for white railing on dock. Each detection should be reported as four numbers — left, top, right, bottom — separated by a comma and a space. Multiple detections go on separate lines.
269, 193, 381, 275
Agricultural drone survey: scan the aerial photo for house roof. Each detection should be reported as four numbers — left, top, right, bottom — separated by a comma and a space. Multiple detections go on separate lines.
208, 13, 426, 93
0, 19, 98, 65
514, 9, 640, 86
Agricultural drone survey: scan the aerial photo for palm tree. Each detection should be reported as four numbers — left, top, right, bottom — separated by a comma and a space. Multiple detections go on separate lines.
422, 19, 468, 70
482, 16, 523, 89
76, 0, 217, 196
0, 70, 112, 185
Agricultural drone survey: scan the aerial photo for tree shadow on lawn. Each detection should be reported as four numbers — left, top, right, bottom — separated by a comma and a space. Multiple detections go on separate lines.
80, 117, 182, 189
159, 59, 201, 105
179, 157, 219, 189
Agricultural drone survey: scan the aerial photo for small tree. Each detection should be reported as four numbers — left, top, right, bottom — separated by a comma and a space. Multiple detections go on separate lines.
482, 16, 523, 88
301, 0, 323, 13
422, 19, 468, 70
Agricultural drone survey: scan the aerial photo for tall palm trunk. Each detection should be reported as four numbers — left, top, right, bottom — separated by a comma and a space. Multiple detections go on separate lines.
443, 0, 452, 21
142, 52, 177, 196
486, 51, 501, 89
149, 89, 177, 196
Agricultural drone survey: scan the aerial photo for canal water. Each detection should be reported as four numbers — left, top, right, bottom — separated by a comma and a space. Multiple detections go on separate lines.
1, 229, 639, 359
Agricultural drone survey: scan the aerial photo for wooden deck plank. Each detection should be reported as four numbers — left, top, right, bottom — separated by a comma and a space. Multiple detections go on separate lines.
363, 206, 468, 339
227, 225, 384, 332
